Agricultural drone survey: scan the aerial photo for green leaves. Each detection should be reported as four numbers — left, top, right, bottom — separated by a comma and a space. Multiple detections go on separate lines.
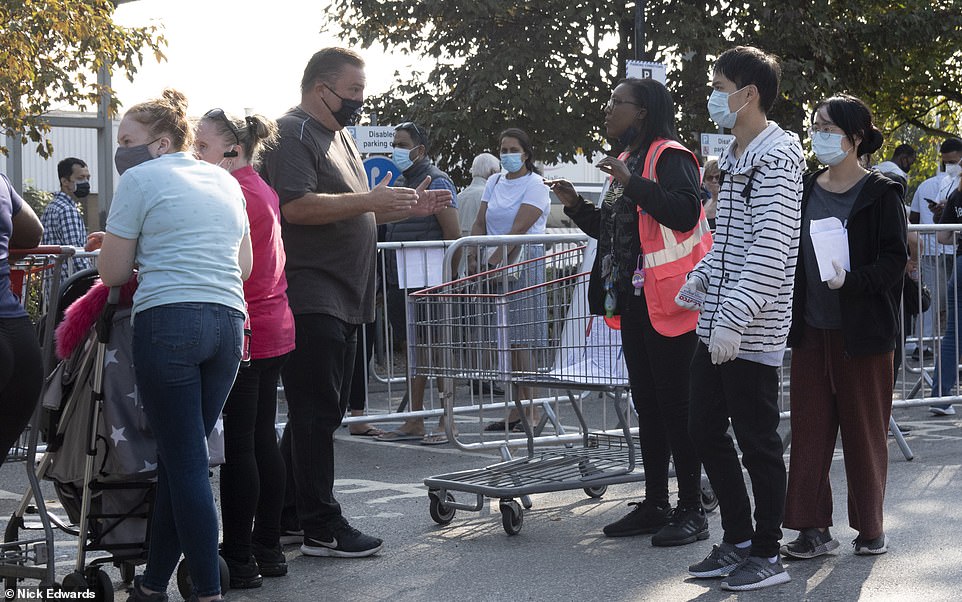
329, 0, 961, 184
0, 0, 166, 157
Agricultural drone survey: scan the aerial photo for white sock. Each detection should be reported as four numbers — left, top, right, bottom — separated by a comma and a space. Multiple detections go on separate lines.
734, 540, 752, 549
768, 555, 778, 563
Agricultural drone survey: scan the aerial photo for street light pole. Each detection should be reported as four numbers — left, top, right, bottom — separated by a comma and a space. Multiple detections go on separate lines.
634, 0, 647, 61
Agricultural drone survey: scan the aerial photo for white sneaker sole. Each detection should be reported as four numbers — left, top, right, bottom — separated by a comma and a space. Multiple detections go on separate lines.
929, 406, 956, 416
300, 542, 384, 558
721, 570, 791, 591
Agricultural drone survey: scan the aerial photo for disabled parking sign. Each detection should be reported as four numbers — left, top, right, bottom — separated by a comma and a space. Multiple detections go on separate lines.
363, 156, 400, 189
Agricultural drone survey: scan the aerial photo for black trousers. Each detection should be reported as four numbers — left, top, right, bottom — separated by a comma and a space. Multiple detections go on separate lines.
688, 342, 786, 558
220, 354, 288, 559
619, 291, 701, 509
0, 316, 42, 464
280, 314, 357, 533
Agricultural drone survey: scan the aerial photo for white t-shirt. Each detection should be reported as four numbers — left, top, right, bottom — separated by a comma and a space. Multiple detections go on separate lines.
481, 171, 550, 236
910, 173, 957, 255
106, 152, 249, 316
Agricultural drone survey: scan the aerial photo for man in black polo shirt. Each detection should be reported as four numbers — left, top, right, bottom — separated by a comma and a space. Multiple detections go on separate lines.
261, 47, 450, 558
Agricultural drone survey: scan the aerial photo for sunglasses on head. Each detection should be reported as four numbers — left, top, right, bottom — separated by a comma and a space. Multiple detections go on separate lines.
204, 108, 241, 145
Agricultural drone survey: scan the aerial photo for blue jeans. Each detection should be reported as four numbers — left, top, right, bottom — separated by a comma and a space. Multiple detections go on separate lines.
134, 303, 243, 597
934, 258, 962, 403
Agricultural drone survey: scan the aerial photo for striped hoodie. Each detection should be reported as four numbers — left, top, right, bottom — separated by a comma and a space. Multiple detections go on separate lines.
688, 122, 804, 354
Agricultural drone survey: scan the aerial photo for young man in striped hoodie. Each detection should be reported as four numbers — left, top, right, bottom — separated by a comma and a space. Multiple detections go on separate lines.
675, 46, 804, 591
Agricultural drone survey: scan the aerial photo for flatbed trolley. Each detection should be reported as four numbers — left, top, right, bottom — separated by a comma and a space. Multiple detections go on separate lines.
411, 242, 716, 534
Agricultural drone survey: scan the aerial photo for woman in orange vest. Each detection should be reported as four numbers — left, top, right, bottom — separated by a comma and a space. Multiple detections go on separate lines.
549, 78, 711, 546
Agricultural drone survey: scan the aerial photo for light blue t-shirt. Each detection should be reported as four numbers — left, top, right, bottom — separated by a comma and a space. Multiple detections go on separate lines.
105, 152, 248, 316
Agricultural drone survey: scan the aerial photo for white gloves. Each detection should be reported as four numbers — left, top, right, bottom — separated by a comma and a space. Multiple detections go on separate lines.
827, 260, 847, 290
675, 277, 706, 310
708, 326, 741, 365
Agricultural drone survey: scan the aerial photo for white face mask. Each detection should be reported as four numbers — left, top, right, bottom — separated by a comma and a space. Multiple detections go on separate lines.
811, 132, 850, 167
944, 162, 962, 179
707, 86, 749, 130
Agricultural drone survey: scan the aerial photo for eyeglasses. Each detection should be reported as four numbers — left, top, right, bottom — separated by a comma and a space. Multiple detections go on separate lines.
703, 175, 720, 183
604, 98, 641, 112
204, 108, 241, 145
396, 121, 427, 146
809, 122, 844, 136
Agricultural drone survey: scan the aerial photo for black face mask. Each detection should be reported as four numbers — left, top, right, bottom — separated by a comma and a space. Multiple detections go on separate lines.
73, 181, 90, 198
323, 84, 364, 127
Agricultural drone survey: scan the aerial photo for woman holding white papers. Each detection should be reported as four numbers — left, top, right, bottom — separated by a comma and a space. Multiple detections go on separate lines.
782, 94, 906, 559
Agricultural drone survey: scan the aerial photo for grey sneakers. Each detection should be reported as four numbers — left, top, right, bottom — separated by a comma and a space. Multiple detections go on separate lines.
780, 527, 840, 559
853, 534, 888, 555
688, 542, 750, 578
720, 556, 791, 591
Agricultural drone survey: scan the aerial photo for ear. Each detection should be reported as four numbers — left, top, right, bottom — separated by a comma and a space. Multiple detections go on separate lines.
155, 136, 173, 156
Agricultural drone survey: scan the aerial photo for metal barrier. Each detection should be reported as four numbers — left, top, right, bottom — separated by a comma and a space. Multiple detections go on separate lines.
345, 224, 961, 460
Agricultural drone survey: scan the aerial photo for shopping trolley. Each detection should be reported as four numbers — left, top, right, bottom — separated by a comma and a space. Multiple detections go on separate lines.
412, 242, 716, 534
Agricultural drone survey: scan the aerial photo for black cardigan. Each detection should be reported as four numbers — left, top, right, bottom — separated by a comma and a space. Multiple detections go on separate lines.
787, 169, 907, 356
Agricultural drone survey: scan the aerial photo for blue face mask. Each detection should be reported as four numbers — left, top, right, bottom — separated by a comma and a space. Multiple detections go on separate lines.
501, 153, 524, 174
811, 131, 850, 166
707, 87, 749, 130
392, 147, 414, 172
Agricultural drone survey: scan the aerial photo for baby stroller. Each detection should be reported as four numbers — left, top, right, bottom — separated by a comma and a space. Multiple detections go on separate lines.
2, 272, 227, 601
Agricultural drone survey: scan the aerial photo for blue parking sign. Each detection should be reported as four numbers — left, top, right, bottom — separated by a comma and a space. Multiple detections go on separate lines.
364, 156, 400, 189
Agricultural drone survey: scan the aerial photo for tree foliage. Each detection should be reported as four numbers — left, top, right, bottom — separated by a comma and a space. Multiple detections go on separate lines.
0, 0, 166, 157
329, 1, 962, 185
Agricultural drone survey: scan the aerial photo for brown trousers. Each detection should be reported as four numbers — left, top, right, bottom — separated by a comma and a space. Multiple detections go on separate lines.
783, 324, 893, 540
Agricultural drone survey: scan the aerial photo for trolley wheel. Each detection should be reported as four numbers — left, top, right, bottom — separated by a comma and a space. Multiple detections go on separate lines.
85, 567, 114, 602
62, 571, 89, 593
3, 515, 22, 594
428, 491, 456, 525
177, 556, 232, 599
119, 561, 136, 585
701, 478, 719, 513
583, 485, 607, 499
499, 499, 523, 535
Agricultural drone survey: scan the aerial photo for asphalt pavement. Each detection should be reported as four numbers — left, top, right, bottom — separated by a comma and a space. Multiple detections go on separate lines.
2, 401, 960, 601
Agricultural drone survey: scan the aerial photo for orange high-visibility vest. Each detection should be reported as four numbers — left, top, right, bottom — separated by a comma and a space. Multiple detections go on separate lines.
634, 139, 712, 337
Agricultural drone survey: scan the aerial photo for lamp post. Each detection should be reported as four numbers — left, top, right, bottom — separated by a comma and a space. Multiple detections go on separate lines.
634, 0, 647, 61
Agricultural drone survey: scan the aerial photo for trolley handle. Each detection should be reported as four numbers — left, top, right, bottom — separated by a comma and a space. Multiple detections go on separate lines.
95, 287, 122, 344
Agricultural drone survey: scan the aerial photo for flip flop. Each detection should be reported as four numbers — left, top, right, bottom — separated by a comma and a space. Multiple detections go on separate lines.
483, 419, 522, 432
349, 427, 385, 437
375, 430, 424, 442
420, 432, 449, 446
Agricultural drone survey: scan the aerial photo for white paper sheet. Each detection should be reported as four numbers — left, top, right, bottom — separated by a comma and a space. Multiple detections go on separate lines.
396, 247, 445, 289
809, 217, 850, 282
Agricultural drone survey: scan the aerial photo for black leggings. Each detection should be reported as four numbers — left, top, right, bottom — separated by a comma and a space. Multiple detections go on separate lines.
0, 315, 43, 464
219, 354, 288, 558
619, 291, 702, 509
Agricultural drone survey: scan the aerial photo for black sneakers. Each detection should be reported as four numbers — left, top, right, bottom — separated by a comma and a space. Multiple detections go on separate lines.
221, 554, 263, 589
853, 533, 888, 555
301, 518, 384, 557
780, 527, 840, 559
252, 541, 288, 577
127, 576, 169, 602
602, 500, 670, 537
651, 506, 709, 547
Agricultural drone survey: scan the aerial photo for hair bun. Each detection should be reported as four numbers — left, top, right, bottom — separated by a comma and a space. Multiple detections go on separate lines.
860, 127, 884, 155
161, 88, 189, 117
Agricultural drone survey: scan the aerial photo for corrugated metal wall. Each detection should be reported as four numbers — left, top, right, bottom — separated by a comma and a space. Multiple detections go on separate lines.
15, 117, 121, 194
